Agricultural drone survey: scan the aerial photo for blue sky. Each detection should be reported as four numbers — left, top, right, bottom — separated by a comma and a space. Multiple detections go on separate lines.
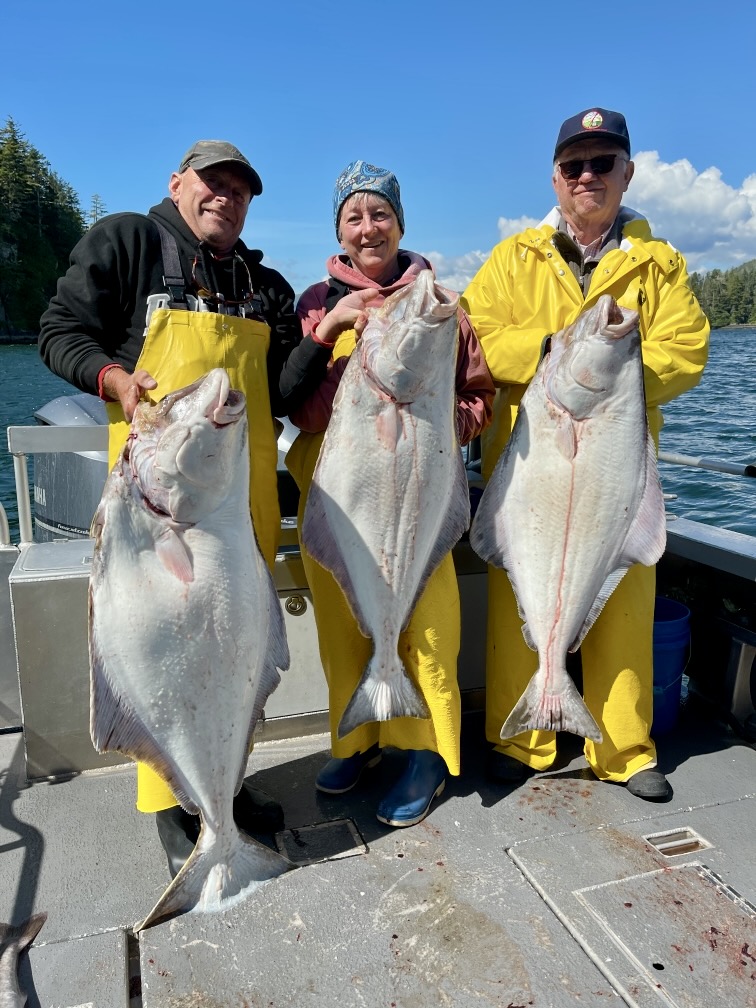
3, 1, 755, 296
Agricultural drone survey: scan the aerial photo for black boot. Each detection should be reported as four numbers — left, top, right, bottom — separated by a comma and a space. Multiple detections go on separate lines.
233, 778, 285, 835
156, 782, 284, 879
155, 805, 201, 879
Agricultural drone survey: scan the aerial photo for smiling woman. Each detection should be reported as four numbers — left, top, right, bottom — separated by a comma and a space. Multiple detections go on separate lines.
337, 192, 403, 285
283, 158, 495, 830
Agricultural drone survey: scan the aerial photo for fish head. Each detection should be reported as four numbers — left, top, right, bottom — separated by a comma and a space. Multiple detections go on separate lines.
361, 269, 460, 402
126, 368, 248, 523
562, 294, 639, 349
547, 295, 641, 418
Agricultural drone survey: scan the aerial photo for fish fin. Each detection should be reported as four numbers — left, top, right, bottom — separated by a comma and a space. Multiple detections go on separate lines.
302, 482, 370, 637
569, 566, 629, 652
264, 564, 290, 674
618, 432, 667, 567
520, 621, 537, 652
0, 912, 47, 952
338, 655, 430, 739
233, 568, 286, 797
154, 527, 194, 582
136, 822, 292, 931
406, 451, 471, 623
500, 670, 603, 743
554, 414, 578, 460
469, 453, 515, 570
236, 660, 283, 797
89, 646, 200, 814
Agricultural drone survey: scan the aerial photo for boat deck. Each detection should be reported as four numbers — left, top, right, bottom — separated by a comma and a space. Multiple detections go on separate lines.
2, 698, 755, 1007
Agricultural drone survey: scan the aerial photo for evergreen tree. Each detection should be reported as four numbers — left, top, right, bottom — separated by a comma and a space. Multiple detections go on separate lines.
0, 117, 85, 334
88, 193, 107, 226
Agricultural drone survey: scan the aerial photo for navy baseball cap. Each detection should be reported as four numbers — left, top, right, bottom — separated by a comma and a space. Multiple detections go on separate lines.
554, 108, 631, 160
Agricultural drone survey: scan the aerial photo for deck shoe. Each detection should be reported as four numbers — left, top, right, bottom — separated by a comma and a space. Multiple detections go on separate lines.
375, 750, 446, 828
234, 778, 285, 834
155, 805, 201, 879
624, 769, 673, 801
315, 744, 382, 794
486, 749, 531, 784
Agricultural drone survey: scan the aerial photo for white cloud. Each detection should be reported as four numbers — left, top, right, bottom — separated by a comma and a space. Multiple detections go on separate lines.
419, 249, 490, 293
626, 152, 756, 272
498, 215, 541, 239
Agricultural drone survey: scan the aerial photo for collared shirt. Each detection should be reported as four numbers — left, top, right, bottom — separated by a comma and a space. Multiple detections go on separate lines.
552, 213, 627, 295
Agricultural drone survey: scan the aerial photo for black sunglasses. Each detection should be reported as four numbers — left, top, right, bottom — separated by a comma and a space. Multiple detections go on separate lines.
557, 154, 627, 181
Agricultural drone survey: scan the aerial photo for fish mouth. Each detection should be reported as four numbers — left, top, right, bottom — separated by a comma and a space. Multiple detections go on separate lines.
598, 295, 639, 338
211, 387, 245, 426
150, 370, 245, 427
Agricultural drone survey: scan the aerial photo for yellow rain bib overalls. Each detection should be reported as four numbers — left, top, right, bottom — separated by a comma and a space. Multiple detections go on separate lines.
285, 327, 462, 776
107, 267, 280, 813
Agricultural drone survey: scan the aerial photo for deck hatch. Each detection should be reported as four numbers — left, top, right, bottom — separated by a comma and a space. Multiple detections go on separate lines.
574, 862, 756, 1005
643, 826, 713, 857
275, 817, 367, 866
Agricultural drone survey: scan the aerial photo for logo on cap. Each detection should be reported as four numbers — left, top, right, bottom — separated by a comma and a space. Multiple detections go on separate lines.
582, 111, 604, 130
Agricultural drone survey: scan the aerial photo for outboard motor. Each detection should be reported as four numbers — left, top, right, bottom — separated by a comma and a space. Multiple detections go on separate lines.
33, 394, 108, 542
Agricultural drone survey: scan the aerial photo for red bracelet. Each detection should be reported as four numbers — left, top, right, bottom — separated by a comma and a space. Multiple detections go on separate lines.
97, 363, 125, 401
309, 322, 335, 348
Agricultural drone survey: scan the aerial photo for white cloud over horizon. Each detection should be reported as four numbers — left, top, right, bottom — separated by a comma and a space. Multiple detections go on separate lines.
427, 153, 756, 292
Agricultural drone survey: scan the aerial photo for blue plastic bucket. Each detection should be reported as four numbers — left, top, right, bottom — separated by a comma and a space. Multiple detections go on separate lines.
652, 596, 691, 735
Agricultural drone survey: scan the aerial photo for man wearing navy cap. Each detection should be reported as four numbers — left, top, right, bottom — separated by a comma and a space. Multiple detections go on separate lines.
462, 108, 710, 801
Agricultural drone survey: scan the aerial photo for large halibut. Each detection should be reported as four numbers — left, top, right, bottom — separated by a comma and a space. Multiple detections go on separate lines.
89, 369, 291, 930
471, 295, 666, 742
302, 270, 470, 738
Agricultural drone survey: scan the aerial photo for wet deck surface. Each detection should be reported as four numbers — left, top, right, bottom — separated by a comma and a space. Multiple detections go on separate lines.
1, 702, 755, 1007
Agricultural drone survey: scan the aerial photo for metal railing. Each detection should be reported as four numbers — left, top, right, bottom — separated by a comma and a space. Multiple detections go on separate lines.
6, 426, 108, 547
658, 451, 756, 479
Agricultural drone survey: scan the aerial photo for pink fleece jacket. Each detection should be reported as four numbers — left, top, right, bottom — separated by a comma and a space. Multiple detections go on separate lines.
292, 251, 494, 445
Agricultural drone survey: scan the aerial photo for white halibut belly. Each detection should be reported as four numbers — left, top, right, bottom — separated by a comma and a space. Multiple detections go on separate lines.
505, 394, 650, 654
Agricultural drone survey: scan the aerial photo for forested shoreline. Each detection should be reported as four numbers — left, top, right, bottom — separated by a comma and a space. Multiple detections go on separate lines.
1, 118, 755, 337
0, 119, 87, 337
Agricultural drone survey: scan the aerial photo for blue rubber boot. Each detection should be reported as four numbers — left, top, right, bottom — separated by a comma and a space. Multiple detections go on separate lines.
376, 750, 447, 827
315, 744, 382, 794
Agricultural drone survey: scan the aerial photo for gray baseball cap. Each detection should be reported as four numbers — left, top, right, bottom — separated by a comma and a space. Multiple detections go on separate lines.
178, 140, 263, 196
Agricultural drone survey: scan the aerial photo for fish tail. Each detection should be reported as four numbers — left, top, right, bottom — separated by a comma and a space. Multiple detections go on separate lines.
0, 912, 47, 952
136, 824, 291, 931
338, 658, 430, 739
500, 671, 603, 743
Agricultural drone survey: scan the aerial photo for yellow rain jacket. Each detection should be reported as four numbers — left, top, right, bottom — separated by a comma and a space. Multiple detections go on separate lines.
107, 306, 280, 812
461, 209, 709, 779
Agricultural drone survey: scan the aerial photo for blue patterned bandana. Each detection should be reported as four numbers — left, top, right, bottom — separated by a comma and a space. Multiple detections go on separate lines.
333, 160, 405, 236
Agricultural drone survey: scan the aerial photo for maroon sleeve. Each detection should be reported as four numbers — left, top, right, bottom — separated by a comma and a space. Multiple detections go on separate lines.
454, 308, 495, 446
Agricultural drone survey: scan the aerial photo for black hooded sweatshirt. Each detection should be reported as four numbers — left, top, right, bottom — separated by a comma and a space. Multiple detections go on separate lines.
39, 197, 329, 416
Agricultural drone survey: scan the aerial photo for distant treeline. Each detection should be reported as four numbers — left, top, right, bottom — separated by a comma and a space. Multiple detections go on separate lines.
689, 260, 756, 329
0, 118, 85, 335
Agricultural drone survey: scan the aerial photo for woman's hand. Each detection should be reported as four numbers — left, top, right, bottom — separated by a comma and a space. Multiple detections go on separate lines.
313, 289, 381, 346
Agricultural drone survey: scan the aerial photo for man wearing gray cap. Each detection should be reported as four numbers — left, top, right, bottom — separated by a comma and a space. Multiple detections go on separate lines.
462, 108, 710, 802
39, 139, 328, 875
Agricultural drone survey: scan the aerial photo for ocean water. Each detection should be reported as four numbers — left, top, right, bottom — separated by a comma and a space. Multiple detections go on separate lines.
1, 329, 755, 542
656, 326, 755, 536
